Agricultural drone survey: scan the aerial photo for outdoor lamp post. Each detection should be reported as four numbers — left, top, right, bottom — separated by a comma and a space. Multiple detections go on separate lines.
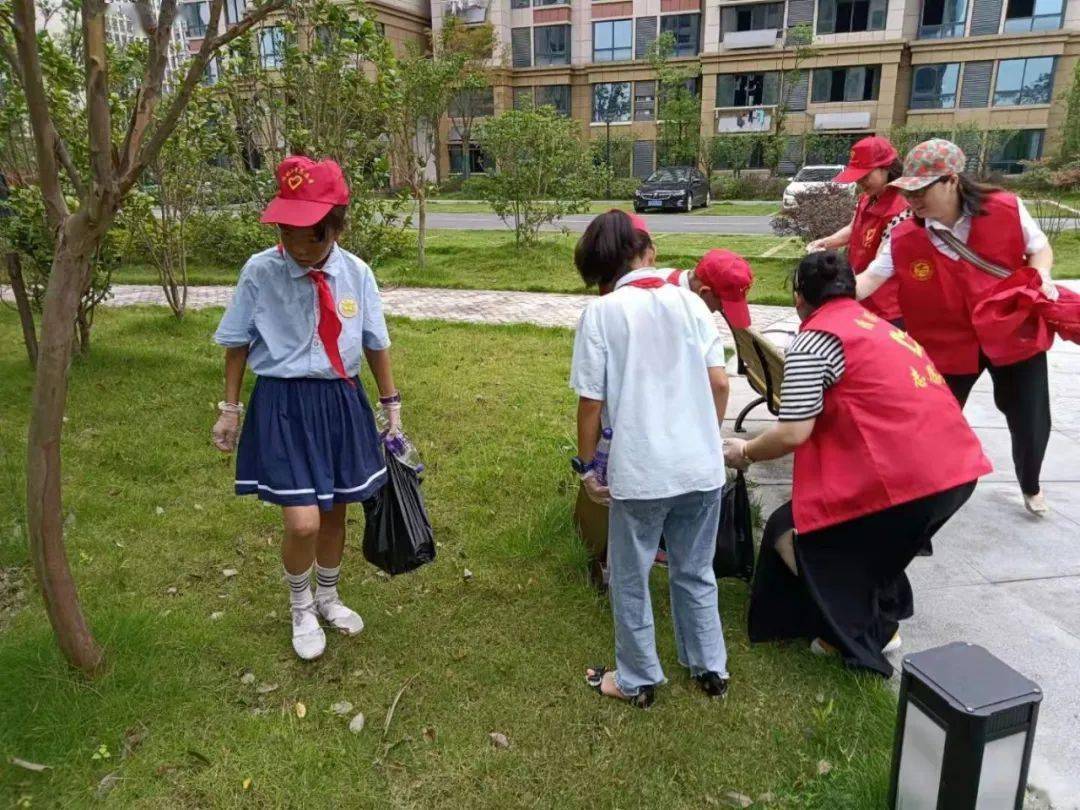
889, 642, 1042, 810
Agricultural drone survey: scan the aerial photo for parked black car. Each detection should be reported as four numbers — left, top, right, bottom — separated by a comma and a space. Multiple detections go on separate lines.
633, 166, 711, 213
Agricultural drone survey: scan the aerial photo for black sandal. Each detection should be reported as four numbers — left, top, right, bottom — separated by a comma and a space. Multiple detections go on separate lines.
693, 671, 729, 699
585, 666, 656, 709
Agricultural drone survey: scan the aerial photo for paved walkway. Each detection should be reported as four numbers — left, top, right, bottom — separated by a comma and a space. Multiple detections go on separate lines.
4, 281, 1078, 806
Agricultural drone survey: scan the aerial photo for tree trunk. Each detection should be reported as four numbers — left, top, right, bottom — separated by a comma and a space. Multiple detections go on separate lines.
5, 252, 39, 368
417, 191, 427, 268
27, 226, 106, 676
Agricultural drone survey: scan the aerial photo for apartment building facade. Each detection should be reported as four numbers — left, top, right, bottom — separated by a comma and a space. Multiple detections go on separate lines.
431, 0, 1080, 177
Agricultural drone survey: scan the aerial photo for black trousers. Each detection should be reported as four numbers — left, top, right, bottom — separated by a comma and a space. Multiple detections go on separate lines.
944, 352, 1050, 496
747, 481, 978, 678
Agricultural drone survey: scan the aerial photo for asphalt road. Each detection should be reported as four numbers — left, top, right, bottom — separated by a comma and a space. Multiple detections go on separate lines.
425, 211, 776, 235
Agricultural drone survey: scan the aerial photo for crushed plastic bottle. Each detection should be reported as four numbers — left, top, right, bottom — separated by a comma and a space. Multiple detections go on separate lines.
376, 406, 424, 475
593, 428, 612, 486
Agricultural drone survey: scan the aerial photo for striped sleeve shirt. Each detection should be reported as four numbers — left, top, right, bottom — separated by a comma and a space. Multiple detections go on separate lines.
777, 330, 846, 421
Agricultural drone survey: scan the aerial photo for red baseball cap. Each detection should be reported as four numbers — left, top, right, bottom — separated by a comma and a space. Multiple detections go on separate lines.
695, 249, 753, 329
261, 156, 350, 227
833, 136, 899, 184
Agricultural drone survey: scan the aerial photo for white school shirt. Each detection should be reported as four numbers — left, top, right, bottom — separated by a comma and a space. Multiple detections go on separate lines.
569, 268, 727, 501
866, 198, 1050, 281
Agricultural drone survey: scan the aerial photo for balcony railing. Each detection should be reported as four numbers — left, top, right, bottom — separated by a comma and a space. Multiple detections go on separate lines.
1002, 13, 1063, 32
917, 21, 966, 39
722, 29, 781, 49
714, 106, 774, 133
445, 0, 488, 22
813, 111, 872, 130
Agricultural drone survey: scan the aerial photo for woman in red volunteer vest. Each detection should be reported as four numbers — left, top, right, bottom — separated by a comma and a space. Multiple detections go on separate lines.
807, 136, 909, 324
724, 251, 991, 677
857, 139, 1058, 516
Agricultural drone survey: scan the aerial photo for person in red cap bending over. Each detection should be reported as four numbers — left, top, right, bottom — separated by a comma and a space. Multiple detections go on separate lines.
210, 156, 403, 661
806, 136, 910, 325
857, 139, 1058, 516
667, 248, 754, 330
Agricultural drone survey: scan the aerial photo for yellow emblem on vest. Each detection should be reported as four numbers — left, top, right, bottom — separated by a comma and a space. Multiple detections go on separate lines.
854, 316, 876, 330
338, 298, 359, 318
862, 226, 878, 248
911, 260, 934, 282
910, 366, 928, 388
926, 363, 945, 386
890, 329, 925, 358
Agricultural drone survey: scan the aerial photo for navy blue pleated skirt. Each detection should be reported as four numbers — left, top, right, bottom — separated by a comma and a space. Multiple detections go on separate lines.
235, 377, 386, 510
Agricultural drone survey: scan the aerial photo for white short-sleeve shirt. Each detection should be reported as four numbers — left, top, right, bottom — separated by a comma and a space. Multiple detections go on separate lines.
569, 268, 727, 501
866, 198, 1050, 279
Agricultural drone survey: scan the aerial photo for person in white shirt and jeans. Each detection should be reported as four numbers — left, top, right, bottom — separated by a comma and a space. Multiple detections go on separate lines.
569, 210, 732, 708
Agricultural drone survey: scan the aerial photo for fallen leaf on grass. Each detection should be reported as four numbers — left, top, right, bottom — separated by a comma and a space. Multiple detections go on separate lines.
122, 724, 148, 759
242, 777, 253, 791
91, 744, 111, 761
488, 732, 510, 749
96, 772, 120, 799
222, 569, 238, 579
256, 683, 279, 695
422, 726, 437, 743
209, 611, 224, 621
155, 507, 165, 516
330, 701, 354, 716
348, 713, 366, 734
723, 791, 753, 808
186, 750, 211, 768
295, 702, 307, 719
165, 587, 178, 596
817, 759, 832, 776
462, 568, 473, 581
8, 757, 50, 773
240, 671, 256, 686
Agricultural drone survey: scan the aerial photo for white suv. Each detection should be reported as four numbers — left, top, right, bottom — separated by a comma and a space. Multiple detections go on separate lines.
782, 165, 854, 210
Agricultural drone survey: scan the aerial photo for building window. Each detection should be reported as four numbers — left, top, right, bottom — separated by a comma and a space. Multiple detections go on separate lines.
720, 3, 784, 35
1002, 0, 1064, 31
993, 57, 1054, 106
659, 13, 701, 56
910, 63, 960, 109
989, 130, 1043, 173
511, 0, 529, 8
713, 136, 768, 169
817, 0, 888, 33
592, 19, 632, 62
918, 0, 967, 37
258, 26, 285, 69
534, 24, 570, 65
179, 1, 209, 38
449, 144, 488, 175
225, 0, 245, 25
593, 82, 632, 123
537, 84, 571, 116
634, 81, 656, 120
513, 87, 534, 109
533, 0, 567, 5
811, 65, 881, 102
716, 72, 780, 107
450, 86, 495, 118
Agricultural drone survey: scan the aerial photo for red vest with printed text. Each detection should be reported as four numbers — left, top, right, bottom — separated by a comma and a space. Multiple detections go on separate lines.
848, 187, 907, 321
792, 298, 992, 534
889, 192, 1035, 374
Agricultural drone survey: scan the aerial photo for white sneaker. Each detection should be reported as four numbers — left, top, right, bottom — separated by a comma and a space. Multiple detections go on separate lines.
810, 638, 838, 656
291, 603, 326, 660
882, 632, 902, 655
1024, 491, 1049, 516
316, 595, 364, 636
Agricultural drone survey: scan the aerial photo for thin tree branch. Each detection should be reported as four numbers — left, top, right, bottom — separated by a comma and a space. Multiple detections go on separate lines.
120, 0, 288, 194
9, 0, 68, 229
118, 0, 178, 174
54, 139, 87, 198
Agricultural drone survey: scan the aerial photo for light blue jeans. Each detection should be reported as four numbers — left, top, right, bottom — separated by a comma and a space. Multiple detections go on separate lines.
607, 489, 728, 696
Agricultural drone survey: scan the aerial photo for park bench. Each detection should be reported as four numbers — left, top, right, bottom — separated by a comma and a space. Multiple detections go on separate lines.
730, 325, 788, 433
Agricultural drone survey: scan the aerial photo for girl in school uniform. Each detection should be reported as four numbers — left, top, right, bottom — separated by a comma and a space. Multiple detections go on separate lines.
211, 156, 402, 661
857, 139, 1057, 516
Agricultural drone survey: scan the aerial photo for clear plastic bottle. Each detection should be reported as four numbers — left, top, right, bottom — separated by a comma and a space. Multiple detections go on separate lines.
376, 407, 424, 474
593, 428, 613, 486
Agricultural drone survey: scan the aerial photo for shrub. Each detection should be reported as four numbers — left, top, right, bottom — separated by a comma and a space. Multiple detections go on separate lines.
711, 173, 787, 201
461, 174, 496, 199
186, 211, 274, 269
607, 176, 642, 200
770, 184, 856, 242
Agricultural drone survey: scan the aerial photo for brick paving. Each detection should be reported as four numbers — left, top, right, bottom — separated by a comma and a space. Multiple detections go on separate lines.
2, 283, 798, 342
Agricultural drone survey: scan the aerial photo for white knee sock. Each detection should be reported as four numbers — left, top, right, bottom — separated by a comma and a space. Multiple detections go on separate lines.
285, 567, 314, 609
315, 563, 341, 603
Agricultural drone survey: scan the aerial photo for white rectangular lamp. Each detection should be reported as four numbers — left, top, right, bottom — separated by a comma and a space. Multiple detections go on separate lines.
889, 642, 1042, 810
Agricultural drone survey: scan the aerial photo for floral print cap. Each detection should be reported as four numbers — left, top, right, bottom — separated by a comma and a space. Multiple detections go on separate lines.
889, 139, 967, 192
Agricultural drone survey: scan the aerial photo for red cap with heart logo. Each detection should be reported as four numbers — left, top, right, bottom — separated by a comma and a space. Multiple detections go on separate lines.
261, 156, 350, 227
695, 249, 753, 329
833, 136, 899, 184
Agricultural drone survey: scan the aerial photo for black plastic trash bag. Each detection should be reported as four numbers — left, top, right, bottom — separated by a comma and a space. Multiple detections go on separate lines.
714, 471, 754, 582
362, 452, 435, 576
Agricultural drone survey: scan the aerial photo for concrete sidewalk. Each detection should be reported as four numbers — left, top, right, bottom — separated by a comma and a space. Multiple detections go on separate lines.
3, 280, 1077, 805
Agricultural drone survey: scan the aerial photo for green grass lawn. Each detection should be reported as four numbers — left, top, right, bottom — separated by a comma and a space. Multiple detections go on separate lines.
0, 309, 896, 807
421, 200, 779, 217
113, 230, 805, 306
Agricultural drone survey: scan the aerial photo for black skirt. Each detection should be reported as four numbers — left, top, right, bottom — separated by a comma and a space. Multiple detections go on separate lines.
747, 481, 977, 677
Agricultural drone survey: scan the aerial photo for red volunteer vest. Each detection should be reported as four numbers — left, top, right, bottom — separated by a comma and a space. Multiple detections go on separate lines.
792, 298, 992, 534
848, 187, 907, 322
889, 192, 1034, 374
